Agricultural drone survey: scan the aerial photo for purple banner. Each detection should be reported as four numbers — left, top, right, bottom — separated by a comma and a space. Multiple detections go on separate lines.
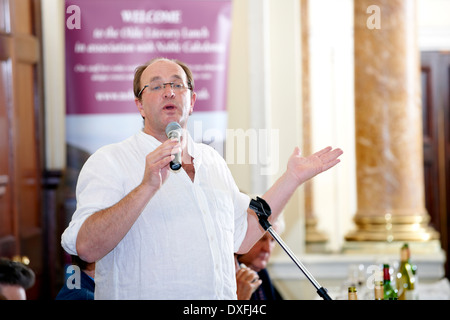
65, 0, 232, 115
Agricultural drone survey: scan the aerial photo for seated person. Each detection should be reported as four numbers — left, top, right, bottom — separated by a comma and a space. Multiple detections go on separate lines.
55, 255, 95, 300
0, 258, 35, 300
236, 219, 284, 300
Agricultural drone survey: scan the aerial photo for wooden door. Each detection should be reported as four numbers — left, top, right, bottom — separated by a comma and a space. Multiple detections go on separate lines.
0, 30, 17, 259
0, 0, 44, 299
421, 51, 450, 278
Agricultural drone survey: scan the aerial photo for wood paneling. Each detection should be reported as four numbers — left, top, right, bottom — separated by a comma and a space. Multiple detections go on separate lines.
0, 0, 45, 299
421, 51, 450, 278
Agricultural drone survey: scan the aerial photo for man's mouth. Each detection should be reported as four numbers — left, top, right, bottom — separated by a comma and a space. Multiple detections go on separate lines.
163, 104, 177, 111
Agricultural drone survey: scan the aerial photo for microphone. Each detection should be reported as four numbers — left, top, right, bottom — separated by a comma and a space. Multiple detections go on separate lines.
165, 122, 182, 171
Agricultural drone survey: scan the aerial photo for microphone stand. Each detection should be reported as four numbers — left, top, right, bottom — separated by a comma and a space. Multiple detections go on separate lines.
249, 196, 332, 300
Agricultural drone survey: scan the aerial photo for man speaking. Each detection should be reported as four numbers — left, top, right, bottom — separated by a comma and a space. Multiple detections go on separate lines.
61, 58, 343, 299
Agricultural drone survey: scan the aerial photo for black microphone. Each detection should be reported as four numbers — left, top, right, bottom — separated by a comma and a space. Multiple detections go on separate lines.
165, 122, 182, 171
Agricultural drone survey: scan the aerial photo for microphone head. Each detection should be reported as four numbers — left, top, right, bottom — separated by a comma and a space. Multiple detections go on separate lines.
165, 121, 182, 137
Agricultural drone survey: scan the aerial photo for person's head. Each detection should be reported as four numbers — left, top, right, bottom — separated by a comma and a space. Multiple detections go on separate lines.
237, 232, 276, 273
133, 58, 196, 139
237, 218, 285, 272
0, 258, 35, 300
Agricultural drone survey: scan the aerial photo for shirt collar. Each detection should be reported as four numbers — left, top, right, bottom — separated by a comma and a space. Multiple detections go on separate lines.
185, 131, 202, 168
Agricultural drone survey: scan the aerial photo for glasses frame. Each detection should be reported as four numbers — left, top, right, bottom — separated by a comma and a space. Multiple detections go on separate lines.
137, 81, 192, 98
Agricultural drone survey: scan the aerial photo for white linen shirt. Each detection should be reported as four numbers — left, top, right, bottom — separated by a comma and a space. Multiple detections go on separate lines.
61, 130, 250, 299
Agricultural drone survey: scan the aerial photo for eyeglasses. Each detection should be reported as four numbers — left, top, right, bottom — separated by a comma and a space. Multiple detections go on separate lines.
138, 81, 192, 97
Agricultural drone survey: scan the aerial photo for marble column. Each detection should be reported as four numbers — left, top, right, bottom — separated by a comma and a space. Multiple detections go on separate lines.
301, 0, 328, 250
345, 0, 439, 243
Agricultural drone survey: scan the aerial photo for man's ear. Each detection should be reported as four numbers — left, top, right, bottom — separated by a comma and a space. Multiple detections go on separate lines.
189, 91, 197, 116
135, 98, 145, 119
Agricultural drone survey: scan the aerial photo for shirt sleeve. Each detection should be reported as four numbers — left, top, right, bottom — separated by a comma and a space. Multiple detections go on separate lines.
61, 145, 126, 255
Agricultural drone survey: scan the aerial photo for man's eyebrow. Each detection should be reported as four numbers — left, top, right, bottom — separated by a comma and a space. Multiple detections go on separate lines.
148, 75, 184, 82
149, 76, 162, 82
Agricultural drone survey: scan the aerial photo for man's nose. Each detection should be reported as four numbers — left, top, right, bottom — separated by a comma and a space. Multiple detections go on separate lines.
163, 85, 175, 98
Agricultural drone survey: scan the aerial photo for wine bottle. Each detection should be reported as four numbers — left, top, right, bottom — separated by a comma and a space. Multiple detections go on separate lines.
348, 286, 358, 300
383, 264, 398, 300
396, 244, 416, 300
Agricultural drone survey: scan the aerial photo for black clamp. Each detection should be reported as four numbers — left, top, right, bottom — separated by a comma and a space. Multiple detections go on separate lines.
249, 196, 272, 231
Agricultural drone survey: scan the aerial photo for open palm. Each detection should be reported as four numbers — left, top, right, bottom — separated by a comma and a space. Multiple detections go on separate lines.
287, 146, 343, 185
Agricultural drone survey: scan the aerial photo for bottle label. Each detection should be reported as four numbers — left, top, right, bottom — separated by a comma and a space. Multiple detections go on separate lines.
348, 292, 358, 300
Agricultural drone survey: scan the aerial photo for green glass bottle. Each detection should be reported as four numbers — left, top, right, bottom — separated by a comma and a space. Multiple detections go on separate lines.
396, 244, 416, 300
383, 264, 398, 300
